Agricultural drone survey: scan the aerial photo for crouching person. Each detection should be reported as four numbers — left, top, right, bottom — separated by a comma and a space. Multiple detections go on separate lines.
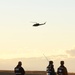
14, 61, 25, 75
57, 61, 68, 75
46, 61, 56, 75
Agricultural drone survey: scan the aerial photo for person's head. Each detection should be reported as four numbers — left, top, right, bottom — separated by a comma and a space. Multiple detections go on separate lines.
49, 61, 53, 65
60, 61, 64, 66
18, 61, 22, 66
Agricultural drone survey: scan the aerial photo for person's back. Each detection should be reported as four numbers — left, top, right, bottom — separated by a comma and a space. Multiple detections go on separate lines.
47, 61, 56, 75
14, 61, 25, 75
57, 61, 68, 75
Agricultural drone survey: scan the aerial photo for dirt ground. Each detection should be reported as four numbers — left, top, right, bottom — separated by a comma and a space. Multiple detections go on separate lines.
0, 70, 75, 75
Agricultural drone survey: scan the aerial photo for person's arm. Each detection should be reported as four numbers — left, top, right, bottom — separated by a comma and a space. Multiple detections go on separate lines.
64, 67, 68, 75
21, 68, 25, 75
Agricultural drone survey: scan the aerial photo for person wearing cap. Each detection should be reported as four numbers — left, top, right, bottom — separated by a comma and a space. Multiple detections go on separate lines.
14, 61, 25, 75
46, 61, 56, 75
57, 61, 68, 75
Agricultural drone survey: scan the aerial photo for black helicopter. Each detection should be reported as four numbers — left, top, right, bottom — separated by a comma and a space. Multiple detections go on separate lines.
32, 22, 46, 27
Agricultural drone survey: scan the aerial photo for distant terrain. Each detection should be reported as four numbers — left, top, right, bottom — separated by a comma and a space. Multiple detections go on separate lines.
0, 70, 75, 75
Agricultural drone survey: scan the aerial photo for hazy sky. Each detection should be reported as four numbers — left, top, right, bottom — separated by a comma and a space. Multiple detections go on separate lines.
0, 0, 75, 72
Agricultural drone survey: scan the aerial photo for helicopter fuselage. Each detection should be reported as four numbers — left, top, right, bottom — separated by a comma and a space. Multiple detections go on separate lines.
33, 22, 46, 27
33, 23, 40, 26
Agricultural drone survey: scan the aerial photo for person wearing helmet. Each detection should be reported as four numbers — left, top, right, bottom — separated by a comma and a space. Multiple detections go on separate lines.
14, 61, 25, 75
46, 61, 56, 75
57, 61, 68, 75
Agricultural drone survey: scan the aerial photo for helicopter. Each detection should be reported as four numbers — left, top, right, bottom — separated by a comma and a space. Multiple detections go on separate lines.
32, 22, 46, 27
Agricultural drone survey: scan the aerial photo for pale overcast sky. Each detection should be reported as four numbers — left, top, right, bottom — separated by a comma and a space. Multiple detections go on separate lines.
0, 0, 75, 72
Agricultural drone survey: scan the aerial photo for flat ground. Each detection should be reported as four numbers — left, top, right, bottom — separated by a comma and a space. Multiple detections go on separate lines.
0, 71, 75, 75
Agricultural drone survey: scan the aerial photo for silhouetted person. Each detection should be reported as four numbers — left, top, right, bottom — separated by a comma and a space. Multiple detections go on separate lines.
57, 61, 68, 75
46, 61, 56, 75
14, 61, 25, 75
